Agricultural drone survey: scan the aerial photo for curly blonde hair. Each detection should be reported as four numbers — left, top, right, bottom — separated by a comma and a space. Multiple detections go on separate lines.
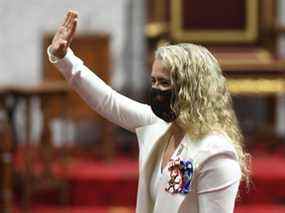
155, 43, 250, 183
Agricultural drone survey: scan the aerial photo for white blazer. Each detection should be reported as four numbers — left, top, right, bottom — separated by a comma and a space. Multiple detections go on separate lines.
136, 121, 240, 213
49, 48, 242, 213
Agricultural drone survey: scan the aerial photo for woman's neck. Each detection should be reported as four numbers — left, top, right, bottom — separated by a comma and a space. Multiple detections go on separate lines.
170, 121, 185, 147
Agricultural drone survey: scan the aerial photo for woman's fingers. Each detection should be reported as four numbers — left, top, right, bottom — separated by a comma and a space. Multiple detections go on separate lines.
62, 11, 71, 27
51, 10, 79, 58
65, 13, 72, 28
66, 10, 78, 29
62, 13, 69, 27
66, 12, 78, 43
70, 10, 78, 20
69, 17, 78, 37
62, 10, 77, 28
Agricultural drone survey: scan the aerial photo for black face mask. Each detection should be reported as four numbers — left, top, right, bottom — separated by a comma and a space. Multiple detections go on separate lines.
150, 88, 178, 122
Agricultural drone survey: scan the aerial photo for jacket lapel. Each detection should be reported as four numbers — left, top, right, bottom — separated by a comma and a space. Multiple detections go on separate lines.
135, 121, 170, 213
136, 123, 196, 213
153, 135, 194, 213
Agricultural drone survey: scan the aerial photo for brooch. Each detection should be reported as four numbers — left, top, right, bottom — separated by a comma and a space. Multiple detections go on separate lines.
165, 158, 193, 194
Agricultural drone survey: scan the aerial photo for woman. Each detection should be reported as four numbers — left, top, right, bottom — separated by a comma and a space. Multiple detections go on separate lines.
48, 10, 249, 213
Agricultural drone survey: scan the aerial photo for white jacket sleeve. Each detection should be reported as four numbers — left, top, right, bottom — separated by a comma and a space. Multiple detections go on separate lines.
48, 47, 158, 132
197, 155, 241, 213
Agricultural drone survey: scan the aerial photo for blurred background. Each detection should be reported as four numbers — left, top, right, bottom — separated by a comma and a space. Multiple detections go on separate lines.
0, 0, 285, 212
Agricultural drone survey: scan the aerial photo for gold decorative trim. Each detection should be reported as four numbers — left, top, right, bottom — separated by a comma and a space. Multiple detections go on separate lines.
171, 0, 258, 43
227, 79, 285, 95
145, 22, 168, 38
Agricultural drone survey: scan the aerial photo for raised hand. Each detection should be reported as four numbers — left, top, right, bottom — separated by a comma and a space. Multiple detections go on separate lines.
50, 10, 78, 59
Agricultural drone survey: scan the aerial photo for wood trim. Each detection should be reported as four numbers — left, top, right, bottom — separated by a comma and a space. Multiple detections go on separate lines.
260, 0, 276, 30
145, 22, 168, 38
154, 0, 166, 22
276, 25, 285, 34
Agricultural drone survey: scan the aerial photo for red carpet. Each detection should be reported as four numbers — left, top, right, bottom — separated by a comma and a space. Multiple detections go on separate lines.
235, 204, 285, 213
14, 206, 135, 213
14, 157, 138, 207
239, 155, 285, 205
63, 159, 138, 206
13, 147, 285, 212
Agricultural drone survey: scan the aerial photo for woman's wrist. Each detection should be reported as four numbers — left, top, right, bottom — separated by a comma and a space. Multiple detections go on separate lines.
47, 45, 60, 63
47, 45, 67, 63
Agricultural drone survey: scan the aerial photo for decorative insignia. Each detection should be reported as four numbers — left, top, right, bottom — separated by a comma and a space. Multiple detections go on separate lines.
165, 158, 193, 194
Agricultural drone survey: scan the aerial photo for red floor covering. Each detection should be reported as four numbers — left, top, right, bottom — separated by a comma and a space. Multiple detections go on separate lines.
13, 149, 285, 212
14, 158, 139, 206
13, 205, 285, 213
64, 159, 138, 206
235, 204, 285, 213
13, 206, 135, 213
238, 155, 285, 205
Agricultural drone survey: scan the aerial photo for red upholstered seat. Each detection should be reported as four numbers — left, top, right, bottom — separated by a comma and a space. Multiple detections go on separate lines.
14, 148, 285, 211
13, 205, 135, 213
235, 204, 285, 213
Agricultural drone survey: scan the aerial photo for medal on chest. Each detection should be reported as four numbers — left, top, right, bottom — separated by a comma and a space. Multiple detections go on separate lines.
165, 158, 194, 194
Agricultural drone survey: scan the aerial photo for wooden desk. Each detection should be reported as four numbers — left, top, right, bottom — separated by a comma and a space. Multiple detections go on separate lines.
0, 81, 69, 212
0, 93, 13, 213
